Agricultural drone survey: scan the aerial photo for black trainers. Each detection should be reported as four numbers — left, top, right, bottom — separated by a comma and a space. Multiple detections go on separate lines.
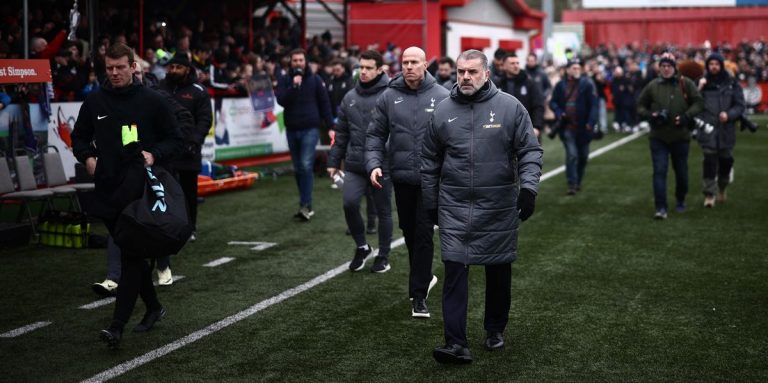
349, 246, 372, 272
293, 207, 315, 221
366, 226, 377, 234
133, 306, 167, 333
484, 331, 505, 351
412, 298, 430, 318
433, 344, 472, 364
99, 327, 122, 350
370, 256, 391, 273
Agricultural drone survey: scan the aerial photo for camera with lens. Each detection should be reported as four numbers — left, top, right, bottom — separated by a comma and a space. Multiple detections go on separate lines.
654, 109, 669, 124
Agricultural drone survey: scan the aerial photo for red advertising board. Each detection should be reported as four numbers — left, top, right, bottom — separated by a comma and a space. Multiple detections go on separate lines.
0, 59, 52, 84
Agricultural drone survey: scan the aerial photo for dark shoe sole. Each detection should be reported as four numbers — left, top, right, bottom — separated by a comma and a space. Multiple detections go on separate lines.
433, 349, 472, 364
100, 330, 120, 350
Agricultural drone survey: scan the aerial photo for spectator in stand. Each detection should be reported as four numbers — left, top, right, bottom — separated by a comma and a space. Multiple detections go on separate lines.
51, 48, 85, 101
29, 29, 66, 59
276, 48, 334, 221
743, 76, 762, 114
80, 70, 99, 99
550, 59, 599, 195
436, 57, 456, 90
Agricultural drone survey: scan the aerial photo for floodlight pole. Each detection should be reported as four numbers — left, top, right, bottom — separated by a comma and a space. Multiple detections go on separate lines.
23, 0, 29, 58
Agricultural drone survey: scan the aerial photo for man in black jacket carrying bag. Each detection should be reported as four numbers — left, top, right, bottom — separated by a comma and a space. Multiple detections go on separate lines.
71, 43, 182, 349
422, 49, 542, 364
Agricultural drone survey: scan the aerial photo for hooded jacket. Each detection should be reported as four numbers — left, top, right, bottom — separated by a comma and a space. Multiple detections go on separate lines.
494, 70, 545, 130
421, 81, 543, 265
328, 73, 389, 175
160, 70, 213, 171
71, 78, 182, 221
695, 53, 745, 151
366, 72, 450, 185
637, 75, 704, 143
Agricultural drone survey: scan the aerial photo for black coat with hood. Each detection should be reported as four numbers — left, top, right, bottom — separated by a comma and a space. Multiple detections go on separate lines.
696, 53, 745, 151
366, 72, 450, 185
494, 70, 545, 130
328, 73, 390, 175
421, 81, 543, 265
160, 71, 213, 171
71, 78, 182, 221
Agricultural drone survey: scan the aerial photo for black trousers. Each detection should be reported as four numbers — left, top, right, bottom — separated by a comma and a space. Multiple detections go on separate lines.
442, 261, 511, 347
105, 220, 161, 328
393, 183, 434, 299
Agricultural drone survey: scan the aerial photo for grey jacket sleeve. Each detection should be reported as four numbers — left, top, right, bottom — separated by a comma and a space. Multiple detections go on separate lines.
512, 106, 543, 193
365, 94, 389, 175
328, 93, 351, 168
420, 114, 443, 210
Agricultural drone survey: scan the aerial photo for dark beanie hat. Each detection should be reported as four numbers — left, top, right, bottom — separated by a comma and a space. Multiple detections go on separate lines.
167, 53, 191, 67
566, 58, 581, 68
705, 52, 725, 67
658, 52, 676, 67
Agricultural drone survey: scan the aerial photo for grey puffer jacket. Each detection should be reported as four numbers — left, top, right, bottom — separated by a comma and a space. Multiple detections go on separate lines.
696, 73, 745, 151
366, 72, 450, 185
422, 81, 543, 265
328, 73, 390, 175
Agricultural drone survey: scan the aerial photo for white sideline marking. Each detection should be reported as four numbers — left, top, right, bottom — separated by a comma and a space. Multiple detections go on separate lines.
79, 298, 115, 310
541, 131, 645, 182
0, 321, 52, 338
228, 241, 277, 251
203, 257, 235, 267
82, 134, 640, 382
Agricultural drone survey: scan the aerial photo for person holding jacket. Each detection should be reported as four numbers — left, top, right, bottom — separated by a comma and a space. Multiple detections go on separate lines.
695, 52, 745, 208
549, 59, 599, 195
276, 48, 334, 221
366, 46, 449, 319
422, 49, 542, 364
637, 53, 704, 219
327, 50, 394, 273
71, 43, 182, 349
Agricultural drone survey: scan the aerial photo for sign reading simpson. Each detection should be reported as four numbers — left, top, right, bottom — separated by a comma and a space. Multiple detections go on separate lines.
0, 59, 52, 84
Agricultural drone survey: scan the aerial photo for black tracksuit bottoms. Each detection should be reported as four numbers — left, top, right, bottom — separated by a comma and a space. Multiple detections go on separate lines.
392, 183, 434, 300
442, 261, 511, 347
105, 220, 162, 329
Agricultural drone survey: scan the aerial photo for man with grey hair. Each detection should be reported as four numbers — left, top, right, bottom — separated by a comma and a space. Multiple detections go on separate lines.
367, 46, 449, 318
422, 49, 542, 364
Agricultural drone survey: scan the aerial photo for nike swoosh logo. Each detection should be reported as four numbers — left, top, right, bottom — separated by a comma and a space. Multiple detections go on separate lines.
97, 115, 108, 120
448, 117, 458, 122
394, 100, 403, 104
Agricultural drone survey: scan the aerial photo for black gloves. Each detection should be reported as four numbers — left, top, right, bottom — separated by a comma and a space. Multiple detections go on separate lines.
677, 113, 691, 129
517, 188, 536, 222
426, 209, 438, 225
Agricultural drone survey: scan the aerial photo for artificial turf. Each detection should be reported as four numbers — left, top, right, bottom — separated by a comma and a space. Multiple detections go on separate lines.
0, 117, 766, 382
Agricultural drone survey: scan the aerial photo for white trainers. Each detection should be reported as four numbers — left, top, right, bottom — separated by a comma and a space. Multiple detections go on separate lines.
704, 196, 716, 208
157, 268, 173, 286
92, 279, 118, 297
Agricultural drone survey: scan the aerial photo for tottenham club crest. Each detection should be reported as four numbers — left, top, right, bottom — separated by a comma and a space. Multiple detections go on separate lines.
483, 110, 501, 129
430, 98, 435, 108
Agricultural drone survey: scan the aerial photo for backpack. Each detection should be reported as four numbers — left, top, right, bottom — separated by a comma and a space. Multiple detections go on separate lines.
113, 166, 192, 258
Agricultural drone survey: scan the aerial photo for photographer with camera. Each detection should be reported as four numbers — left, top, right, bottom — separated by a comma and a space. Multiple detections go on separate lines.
637, 53, 704, 219
276, 48, 334, 221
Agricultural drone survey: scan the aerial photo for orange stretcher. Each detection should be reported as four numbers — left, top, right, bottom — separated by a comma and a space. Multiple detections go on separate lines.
197, 171, 258, 197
